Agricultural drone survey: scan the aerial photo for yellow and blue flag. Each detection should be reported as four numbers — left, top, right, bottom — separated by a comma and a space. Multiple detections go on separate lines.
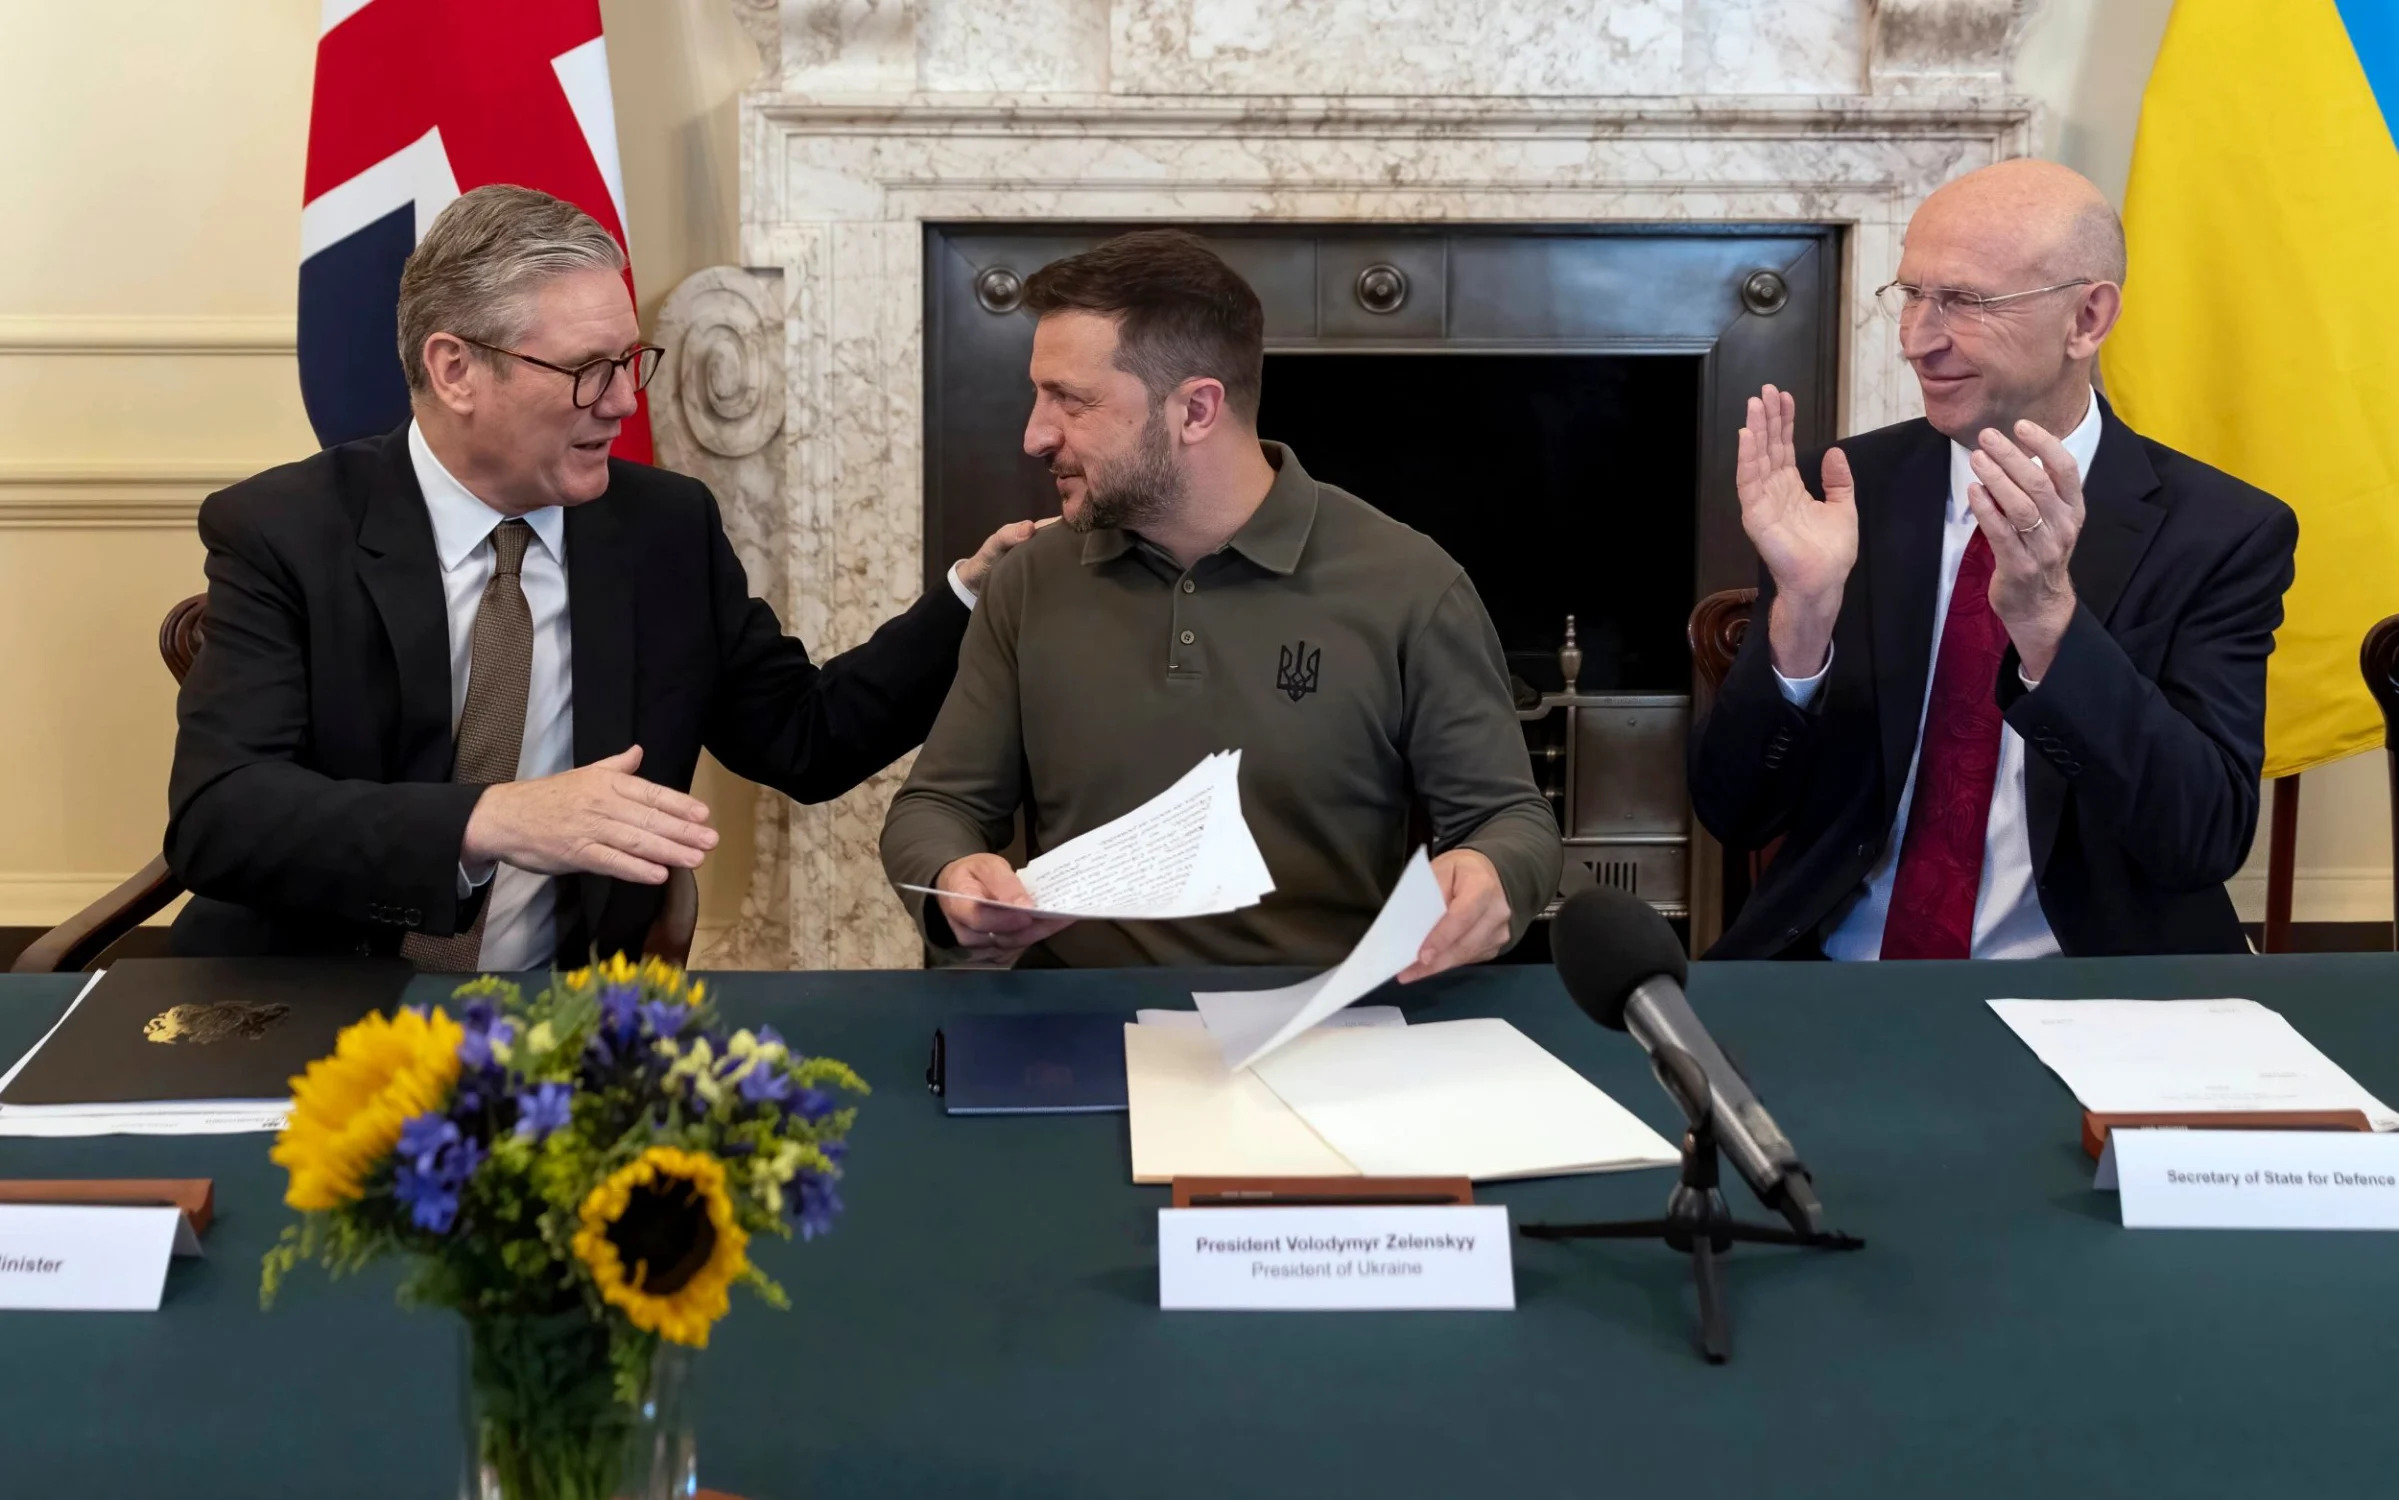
2102, 0, 2399, 777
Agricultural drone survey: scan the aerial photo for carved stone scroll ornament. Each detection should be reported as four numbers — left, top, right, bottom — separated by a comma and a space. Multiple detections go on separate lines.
1868, 0, 2030, 95
650, 266, 791, 968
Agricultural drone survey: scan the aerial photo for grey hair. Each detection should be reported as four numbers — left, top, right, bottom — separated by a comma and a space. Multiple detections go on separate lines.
396, 184, 626, 393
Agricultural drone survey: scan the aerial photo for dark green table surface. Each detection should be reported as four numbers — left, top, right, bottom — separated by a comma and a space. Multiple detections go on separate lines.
4, 955, 2398, 1498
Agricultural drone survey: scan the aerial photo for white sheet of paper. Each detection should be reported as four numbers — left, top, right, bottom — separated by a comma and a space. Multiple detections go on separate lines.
2101, 1128, 2399, 1229
0, 1204, 182, 1310
897, 750, 1272, 921
1195, 847, 1446, 1071
1158, 1205, 1515, 1310
1988, 998, 2399, 1129
1249, 1018, 1682, 1181
1121, 1023, 1359, 1183
1135, 1006, 1404, 1032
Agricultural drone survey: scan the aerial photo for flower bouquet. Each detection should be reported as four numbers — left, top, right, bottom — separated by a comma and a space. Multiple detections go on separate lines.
262, 955, 865, 1500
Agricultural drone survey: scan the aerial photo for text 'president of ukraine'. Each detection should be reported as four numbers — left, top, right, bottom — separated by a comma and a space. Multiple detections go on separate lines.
1694, 160, 2297, 961
166, 185, 1037, 969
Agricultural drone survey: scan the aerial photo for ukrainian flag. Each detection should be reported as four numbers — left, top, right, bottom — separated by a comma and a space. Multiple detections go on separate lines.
2102, 0, 2399, 776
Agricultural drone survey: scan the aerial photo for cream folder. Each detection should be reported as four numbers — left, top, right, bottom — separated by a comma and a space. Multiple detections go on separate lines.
1250, 1019, 1681, 1180
1124, 1017, 1680, 1184
1123, 1024, 1356, 1183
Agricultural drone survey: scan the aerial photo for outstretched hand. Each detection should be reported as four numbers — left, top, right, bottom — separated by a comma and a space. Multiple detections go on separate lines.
1736, 384, 1857, 678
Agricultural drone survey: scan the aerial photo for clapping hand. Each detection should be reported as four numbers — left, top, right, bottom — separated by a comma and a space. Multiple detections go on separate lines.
1736, 384, 1857, 678
1963, 420, 2086, 681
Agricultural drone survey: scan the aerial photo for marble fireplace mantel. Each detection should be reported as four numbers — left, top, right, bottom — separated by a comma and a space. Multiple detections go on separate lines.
655, 4, 2035, 970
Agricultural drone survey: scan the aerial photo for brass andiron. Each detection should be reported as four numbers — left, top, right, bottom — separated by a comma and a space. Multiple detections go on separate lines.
1558, 614, 1583, 695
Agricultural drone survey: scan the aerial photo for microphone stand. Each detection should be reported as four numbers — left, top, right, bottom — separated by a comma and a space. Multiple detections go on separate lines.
1519, 1047, 1863, 1365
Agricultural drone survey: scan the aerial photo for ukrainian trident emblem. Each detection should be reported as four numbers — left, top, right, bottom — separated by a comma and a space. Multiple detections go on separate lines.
1277, 640, 1322, 701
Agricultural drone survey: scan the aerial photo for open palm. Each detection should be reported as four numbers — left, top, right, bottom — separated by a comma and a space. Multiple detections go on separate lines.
1737, 384, 1857, 602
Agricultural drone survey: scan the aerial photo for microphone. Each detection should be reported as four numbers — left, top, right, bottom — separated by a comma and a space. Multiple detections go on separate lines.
1552, 887, 1826, 1238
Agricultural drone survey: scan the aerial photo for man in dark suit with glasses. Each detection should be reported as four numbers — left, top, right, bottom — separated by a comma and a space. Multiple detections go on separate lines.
166, 184, 1036, 969
1694, 158, 2297, 960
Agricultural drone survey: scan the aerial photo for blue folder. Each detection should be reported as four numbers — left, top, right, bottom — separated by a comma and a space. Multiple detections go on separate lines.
932, 1011, 1131, 1115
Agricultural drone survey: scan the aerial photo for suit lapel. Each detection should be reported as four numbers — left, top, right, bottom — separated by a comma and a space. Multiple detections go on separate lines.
2066, 396, 2166, 627
565, 487, 637, 948
1861, 423, 1952, 822
2025, 397, 2168, 875
354, 428, 456, 778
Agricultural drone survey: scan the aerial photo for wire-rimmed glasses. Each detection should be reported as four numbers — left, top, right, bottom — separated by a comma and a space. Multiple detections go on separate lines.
1873, 279, 2096, 331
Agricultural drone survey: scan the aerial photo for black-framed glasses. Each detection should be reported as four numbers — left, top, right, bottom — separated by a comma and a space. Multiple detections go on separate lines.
1873, 279, 2096, 330
458, 336, 664, 409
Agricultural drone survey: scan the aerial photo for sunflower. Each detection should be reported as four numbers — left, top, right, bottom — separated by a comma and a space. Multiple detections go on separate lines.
572, 1147, 749, 1347
271, 1007, 464, 1211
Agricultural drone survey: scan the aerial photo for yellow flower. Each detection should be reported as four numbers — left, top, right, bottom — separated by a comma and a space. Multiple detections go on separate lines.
271, 1008, 463, 1212
572, 1147, 749, 1347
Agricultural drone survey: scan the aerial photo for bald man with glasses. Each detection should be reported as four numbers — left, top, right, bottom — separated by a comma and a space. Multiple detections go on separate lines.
1693, 159, 2297, 961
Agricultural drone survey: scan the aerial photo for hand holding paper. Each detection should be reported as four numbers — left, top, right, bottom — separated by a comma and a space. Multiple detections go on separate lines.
905, 751, 1273, 926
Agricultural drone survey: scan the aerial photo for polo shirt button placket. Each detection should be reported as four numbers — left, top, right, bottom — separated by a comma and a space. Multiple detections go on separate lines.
1180, 630, 1195, 645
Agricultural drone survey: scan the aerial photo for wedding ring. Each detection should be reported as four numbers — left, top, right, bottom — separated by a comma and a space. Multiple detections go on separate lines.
2015, 515, 2046, 534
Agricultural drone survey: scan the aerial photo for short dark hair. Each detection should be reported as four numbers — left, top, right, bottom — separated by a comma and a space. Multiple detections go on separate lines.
1022, 230, 1266, 421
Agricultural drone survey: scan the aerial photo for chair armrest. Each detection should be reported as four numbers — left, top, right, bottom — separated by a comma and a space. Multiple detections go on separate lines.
640, 865, 700, 967
11, 857, 184, 973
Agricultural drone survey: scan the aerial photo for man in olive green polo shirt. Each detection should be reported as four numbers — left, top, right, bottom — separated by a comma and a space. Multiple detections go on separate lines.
881, 229, 1560, 973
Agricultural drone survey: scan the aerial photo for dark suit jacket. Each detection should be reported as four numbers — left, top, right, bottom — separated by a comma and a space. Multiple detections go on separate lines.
1692, 398, 2297, 959
166, 424, 969, 965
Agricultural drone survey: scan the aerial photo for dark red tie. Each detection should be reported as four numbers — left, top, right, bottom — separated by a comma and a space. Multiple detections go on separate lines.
1881, 531, 2008, 960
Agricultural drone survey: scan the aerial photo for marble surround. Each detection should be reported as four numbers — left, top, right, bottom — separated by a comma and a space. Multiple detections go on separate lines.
654, 0, 2036, 970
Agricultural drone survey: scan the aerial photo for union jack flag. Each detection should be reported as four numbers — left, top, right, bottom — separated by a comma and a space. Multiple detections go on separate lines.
298, 0, 651, 459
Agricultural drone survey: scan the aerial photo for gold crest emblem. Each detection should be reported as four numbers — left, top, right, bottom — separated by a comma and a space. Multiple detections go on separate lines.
143, 1001, 292, 1045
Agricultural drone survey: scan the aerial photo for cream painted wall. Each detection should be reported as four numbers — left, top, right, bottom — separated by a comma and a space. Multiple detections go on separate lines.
0, 0, 767, 944
1, 0, 2384, 942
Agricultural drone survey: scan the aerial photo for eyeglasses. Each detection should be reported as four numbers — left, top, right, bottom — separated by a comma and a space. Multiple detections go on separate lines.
1873, 279, 2096, 330
457, 337, 664, 409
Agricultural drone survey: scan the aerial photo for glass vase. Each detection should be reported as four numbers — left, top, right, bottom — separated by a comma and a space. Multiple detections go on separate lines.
458, 1313, 697, 1500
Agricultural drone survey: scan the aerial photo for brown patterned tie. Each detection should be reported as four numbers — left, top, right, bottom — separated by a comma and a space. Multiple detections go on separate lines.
403, 518, 536, 972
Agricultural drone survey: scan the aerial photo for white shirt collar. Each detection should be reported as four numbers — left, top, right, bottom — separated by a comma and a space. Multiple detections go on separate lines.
407, 419, 566, 572
1944, 388, 2106, 526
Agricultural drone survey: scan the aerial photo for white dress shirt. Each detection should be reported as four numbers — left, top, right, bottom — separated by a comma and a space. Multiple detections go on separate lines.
408, 421, 983, 970
409, 421, 574, 972
1772, 391, 2104, 960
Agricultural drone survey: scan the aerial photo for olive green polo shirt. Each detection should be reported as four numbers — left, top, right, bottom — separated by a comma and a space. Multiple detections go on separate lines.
881, 442, 1562, 968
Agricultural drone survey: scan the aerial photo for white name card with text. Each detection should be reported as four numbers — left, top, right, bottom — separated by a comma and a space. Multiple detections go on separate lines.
1159, 1205, 1514, 1310
2103, 1129, 2399, 1230
0, 1204, 185, 1310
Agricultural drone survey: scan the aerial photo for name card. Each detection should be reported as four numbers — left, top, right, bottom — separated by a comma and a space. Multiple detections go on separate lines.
2100, 1129, 2399, 1230
0, 1204, 191, 1310
1159, 1205, 1513, 1309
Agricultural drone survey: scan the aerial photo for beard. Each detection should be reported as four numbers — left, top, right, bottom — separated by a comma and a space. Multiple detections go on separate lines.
1062, 404, 1184, 534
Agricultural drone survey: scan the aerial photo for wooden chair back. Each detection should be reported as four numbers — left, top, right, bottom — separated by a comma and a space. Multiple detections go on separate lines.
2360, 613, 2399, 949
1688, 587, 1758, 696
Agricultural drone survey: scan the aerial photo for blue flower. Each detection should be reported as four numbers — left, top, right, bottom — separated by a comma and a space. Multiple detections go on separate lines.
738, 1063, 794, 1107
789, 1086, 837, 1122
512, 1082, 574, 1141
454, 999, 517, 1071
795, 1168, 844, 1241
638, 1000, 691, 1040
598, 982, 641, 1040
393, 1112, 486, 1234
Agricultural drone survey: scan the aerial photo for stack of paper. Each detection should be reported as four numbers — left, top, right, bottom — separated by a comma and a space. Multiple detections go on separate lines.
0, 974, 292, 1137
900, 750, 1272, 921
1192, 847, 1445, 1069
1123, 855, 1680, 1183
1987, 997, 2399, 1129
1124, 1017, 1679, 1184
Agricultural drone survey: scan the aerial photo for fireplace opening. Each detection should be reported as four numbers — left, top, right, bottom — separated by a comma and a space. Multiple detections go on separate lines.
1256, 352, 1703, 695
